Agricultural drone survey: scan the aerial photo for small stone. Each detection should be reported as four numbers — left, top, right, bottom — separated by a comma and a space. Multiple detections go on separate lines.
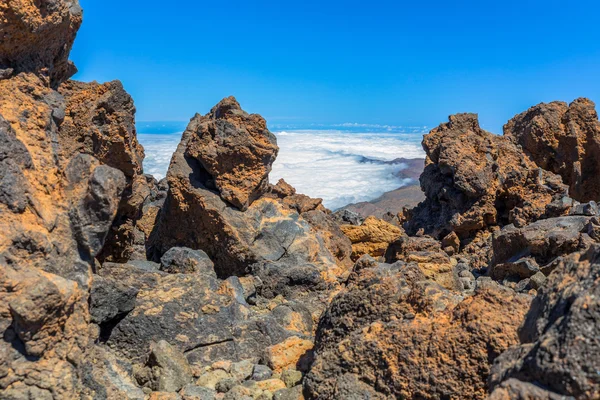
160, 247, 216, 276
215, 378, 237, 393
230, 359, 254, 381
264, 336, 314, 373
529, 271, 547, 290
180, 384, 217, 400
211, 360, 232, 372
252, 364, 273, 381
273, 386, 303, 400
223, 381, 262, 400
148, 392, 182, 400
256, 378, 286, 392
280, 370, 302, 388
147, 340, 193, 392
256, 391, 274, 400
196, 370, 231, 390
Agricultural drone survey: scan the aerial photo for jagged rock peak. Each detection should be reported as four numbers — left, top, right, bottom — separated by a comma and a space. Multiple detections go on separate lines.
0, 0, 83, 86
504, 97, 600, 202
183, 95, 279, 211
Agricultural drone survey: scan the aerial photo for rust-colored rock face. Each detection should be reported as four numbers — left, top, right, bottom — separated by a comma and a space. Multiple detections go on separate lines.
0, 0, 82, 86
407, 113, 569, 239
504, 98, 600, 202
58, 80, 144, 181
304, 262, 530, 399
184, 96, 278, 211
340, 216, 403, 260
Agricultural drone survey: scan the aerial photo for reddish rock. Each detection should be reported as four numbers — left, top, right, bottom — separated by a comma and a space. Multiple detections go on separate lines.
0, 0, 83, 86
407, 113, 569, 239
305, 262, 530, 399
184, 96, 278, 211
505, 98, 600, 202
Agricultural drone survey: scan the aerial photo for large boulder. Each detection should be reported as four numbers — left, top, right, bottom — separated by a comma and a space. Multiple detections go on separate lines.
407, 113, 569, 239
340, 216, 403, 261
183, 96, 278, 211
489, 245, 600, 399
0, 0, 83, 86
304, 261, 530, 399
59, 79, 149, 262
0, 72, 126, 398
505, 98, 600, 203
150, 98, 349, 287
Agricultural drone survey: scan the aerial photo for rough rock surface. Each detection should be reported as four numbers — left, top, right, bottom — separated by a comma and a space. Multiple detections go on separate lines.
385, 235, 461, 290
150, 97, 350, 288
340, 216, 403, 260
489, 245, 600, 399
0, 0, 83, 86
183, 96, 278, 211
505, 98, 600, 202
407, 113, 569, 239
59, 79, 148, 262
304, 261, 530, 399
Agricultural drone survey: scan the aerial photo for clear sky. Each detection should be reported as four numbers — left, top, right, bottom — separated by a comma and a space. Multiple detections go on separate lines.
72, 0, 600, 133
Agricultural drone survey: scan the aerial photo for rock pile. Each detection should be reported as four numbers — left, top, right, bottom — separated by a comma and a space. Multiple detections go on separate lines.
1, 2, 600, 399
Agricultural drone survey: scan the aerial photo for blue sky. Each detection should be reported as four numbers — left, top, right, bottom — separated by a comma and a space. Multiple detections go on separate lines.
72, 0, 600, 133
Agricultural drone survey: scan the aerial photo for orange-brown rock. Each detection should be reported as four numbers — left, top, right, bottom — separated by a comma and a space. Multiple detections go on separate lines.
0, 0, 82, 86
407, 113, 569, 239
340, 216, 403, 260
504, 98, 600, 203
385, 235, 460, 290
0, 72, 126, 398
151, 98, 349, 291
184, 96, 278, 211
264, 336, 314, 373
305, 262, 531, 399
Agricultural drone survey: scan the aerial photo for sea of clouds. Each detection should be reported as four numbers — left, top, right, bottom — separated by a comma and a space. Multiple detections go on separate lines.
138, 122, 426, 210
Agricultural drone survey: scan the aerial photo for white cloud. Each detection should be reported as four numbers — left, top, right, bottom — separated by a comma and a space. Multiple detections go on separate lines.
139, 129, 426, 210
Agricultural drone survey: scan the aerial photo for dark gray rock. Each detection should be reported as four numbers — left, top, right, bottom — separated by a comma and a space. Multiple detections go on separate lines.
332, 209, 364, 226
89, 275, 137, 324
490, 257, 540, 281
146, 340, 193, 392
571, 201, 599, 216
160, 247, 216, 276
489, 245, 600, 399
215, 378, 237, 393
251, 364, 273, 381
180, 384, 216, 400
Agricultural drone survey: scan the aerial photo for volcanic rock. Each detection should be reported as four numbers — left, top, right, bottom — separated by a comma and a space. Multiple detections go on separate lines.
505, 98, 600, 203
489, 245, 600, 399
183, 96, 278, 211
59, 79, 149, 262
407, 113, 569, 239
0, 0, 83, 86
385, 235, 461, 290
340, 216, 403, 260
150, 97, 350, 294
304, 261, 530, 399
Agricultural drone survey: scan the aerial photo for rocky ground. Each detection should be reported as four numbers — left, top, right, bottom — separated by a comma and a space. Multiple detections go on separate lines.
1, 1, 600, 400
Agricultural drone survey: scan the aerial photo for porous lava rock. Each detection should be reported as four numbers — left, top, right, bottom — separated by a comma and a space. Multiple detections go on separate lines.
489, 245, 600, 399
504, 98, 600, 203
59, 79, 149, 263
183, 96, 278, 211
304, 261, 530, 399
340, 216, 403, 260
407, 113, 569, 239
0, 0, 83, 86
150, 97, 350, 288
